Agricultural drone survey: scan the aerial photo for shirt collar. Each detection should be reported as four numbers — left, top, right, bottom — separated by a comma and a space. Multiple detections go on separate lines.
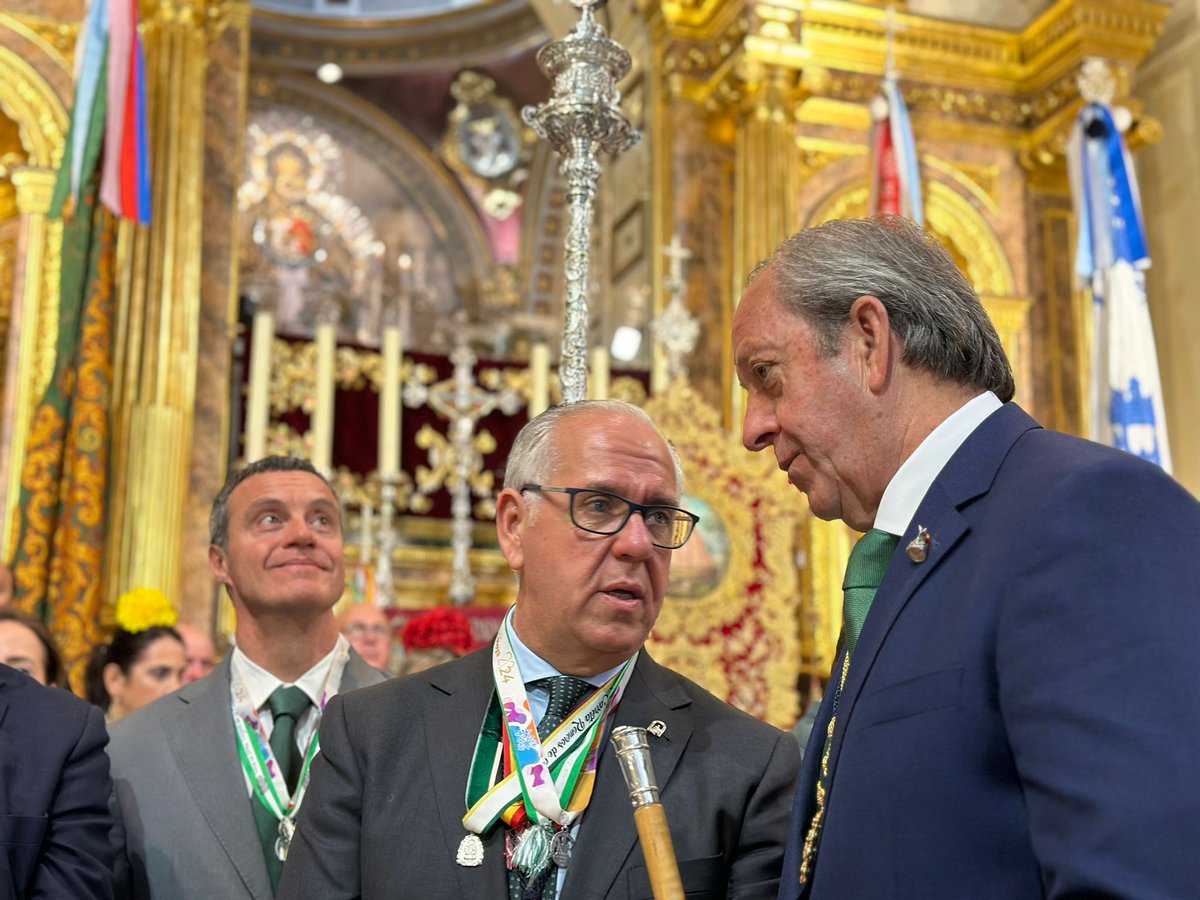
507, 612, 626, 689
230, 634, 349, 710
874, 392, 1002, 536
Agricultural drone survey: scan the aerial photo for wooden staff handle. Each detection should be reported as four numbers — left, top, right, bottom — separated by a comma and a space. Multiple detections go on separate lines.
612, 725, 685, 900
633, 803, 685, 900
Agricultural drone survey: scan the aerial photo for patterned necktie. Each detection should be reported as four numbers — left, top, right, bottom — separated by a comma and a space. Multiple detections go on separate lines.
799, 529, 899, 888
508, 675, 594, 900
252, 685, 311, 893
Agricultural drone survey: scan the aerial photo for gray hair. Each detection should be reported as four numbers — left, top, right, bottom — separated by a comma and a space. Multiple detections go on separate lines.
503, 400, 685, 502
209, 455, 336, 548
759, 216, 1014, 402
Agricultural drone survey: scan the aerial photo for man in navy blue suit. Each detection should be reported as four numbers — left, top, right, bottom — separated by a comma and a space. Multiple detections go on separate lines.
0, 663, 115, 898
733, 215, 1200, 899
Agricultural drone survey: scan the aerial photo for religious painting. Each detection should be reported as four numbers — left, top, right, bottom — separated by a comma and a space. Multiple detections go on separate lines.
239, 109, 466, 349
667, 494, 731, 598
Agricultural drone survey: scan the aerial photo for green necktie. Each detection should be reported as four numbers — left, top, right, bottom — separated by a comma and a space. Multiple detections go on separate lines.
508, 676, 594, 900
841, 528, 901, 651
798, 528, 899, 888
252, 685, 310, 894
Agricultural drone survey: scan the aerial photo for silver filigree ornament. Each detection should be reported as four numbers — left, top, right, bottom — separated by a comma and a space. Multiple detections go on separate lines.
523, 0, 641, 404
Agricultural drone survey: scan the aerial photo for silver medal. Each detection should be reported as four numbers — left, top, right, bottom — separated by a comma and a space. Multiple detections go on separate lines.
456, 833, 485, 867
549, 829, 573, 868
275, 817, 296, 861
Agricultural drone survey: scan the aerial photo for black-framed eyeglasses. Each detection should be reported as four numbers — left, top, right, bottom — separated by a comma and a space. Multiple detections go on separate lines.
520, 484, 700, 550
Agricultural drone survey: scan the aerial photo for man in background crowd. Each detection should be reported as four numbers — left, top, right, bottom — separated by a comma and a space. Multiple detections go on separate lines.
108, 456, 387, 899
337, 603, 392, 672
175, 622, 218, 685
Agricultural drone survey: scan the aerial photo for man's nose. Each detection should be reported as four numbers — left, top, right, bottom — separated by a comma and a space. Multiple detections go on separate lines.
283, 516, 317, 545
741, 396, 778, 453
612, 511, 656, 558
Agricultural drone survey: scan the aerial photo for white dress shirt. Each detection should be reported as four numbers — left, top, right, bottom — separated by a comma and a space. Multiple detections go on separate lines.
230, 635, 348, 796
874, 392, 1002, 537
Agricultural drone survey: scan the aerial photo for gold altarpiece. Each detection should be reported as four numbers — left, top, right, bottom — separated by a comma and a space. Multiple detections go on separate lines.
0, 0, 1175, 720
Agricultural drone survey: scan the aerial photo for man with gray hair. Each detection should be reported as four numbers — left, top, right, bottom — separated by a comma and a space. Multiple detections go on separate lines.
732, 215, 1200, 898
280, 400, 800, 899
109, 456, 387, 899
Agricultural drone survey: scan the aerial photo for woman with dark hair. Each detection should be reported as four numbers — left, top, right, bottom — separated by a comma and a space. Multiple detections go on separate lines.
85, 588, 186, 723
0, 609, 66, 687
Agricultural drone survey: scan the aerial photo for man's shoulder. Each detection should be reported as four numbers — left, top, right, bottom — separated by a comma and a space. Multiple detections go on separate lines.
636, 655, 786, 738
0, 668, 98, 740
339, 648, 487, 712
109, 668, 224, 757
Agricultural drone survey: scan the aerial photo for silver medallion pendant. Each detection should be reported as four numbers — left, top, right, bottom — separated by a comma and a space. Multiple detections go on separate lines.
275, 817, 296, 861
549, 829, 573, 868
456, 833, 485, 867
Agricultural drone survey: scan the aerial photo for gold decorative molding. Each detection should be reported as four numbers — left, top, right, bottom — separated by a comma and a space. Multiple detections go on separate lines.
644, 380, 803, 727
249, 0, 545, 75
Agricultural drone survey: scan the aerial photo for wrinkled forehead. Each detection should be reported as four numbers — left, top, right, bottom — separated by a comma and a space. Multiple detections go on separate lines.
231, 470, 339, 511
549, 414, 677, 497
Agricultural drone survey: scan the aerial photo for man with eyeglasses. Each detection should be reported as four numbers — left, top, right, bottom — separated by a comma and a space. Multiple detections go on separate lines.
338, 603, 394, 672
280, 400, 800, 899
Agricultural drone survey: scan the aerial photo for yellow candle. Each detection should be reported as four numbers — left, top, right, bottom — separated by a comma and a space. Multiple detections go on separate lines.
312, 322, 336, 472
589, 346, 610, 400
529, 342, 550, 417
379, 326, 402, 477
245, 309, 274, 462
651, 344, 670, 396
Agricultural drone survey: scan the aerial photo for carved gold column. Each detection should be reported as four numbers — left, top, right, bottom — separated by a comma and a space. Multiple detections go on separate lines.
106, 0, 213, 604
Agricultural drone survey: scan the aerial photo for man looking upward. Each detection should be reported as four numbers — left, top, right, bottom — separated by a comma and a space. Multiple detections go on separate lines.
280, 400, 800, 899
109, 456, 387, 899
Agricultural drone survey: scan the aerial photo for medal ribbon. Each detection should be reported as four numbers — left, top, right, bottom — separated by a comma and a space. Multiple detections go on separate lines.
462, 612, 635, 835
231, 636, 351, 825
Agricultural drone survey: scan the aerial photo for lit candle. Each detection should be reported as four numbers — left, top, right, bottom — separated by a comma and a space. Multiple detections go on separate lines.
529, 342, 550, 417
312, 322, 336, 472
589, 346, 610, 400
379, 326, 402, 477
245, 309, 274, 462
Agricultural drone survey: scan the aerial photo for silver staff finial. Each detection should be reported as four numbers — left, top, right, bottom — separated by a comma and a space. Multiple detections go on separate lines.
523, 0, 641, 404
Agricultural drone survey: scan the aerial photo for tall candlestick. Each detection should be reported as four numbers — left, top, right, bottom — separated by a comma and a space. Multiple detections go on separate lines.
589, 346, 610, 400
312, 322, 336, 472
379, 326, 402, 477
245, 309, 274, 461
529, 341, 550, 417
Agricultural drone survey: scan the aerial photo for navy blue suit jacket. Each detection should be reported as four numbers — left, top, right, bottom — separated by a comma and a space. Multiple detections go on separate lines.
0, 664, 115, 899
780, 404, 1200, 899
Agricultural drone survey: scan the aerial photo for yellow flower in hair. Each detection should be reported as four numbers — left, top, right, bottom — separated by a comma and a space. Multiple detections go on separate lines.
115, 587, 178, 633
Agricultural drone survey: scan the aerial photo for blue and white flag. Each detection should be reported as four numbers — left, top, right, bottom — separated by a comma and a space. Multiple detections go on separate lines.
1067, 102, 1171, 472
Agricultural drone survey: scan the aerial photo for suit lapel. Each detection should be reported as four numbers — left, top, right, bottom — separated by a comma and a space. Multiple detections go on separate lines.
163, 658, 274, 900
823, 404, 1041, 787
564, 655, 693, 899
425, 651, 509, 895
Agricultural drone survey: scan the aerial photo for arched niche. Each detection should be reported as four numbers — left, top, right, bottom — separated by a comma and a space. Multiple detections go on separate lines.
0, 16, 72, 556
243, 70, 494, 346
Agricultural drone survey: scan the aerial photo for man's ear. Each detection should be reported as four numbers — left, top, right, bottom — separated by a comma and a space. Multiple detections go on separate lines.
848, 295, 893, 393
208, 544, 231, 588
495, 488, 526, 573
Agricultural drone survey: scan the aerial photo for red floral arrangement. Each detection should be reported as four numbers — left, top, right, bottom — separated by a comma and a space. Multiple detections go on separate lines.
400, 608, 476, 656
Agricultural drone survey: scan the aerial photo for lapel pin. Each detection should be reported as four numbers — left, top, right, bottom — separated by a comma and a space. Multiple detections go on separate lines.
647, 720, 667, 738
906, 526, 931, 563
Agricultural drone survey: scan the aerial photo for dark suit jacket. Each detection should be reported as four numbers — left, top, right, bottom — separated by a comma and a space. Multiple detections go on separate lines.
108, 650, 386, 900
780, 403, 1200, 899
278, 650, 800, 899
0, 664, 115, 899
